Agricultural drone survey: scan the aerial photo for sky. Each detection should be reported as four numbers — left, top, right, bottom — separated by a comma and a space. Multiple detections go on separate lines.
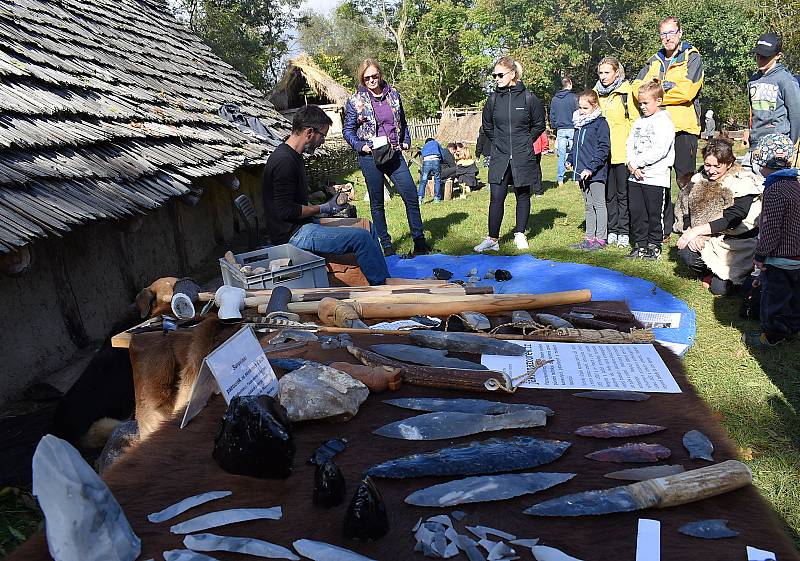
299, 0, 339, 15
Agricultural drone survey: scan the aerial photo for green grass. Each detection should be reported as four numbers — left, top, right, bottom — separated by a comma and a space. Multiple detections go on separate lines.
346, 153, 800, 545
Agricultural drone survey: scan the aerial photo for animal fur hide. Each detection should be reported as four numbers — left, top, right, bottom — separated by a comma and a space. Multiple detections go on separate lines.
674, 175, 734, 233
129, 316, 236, 438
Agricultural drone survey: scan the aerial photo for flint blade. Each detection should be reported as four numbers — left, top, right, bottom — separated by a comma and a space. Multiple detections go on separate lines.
406, 472, 576, 507
383, 397, 554, 417
524, 487, 639, 517
374, 409, 546, 440
371, 344, 488, 370
409, 331, 526, 356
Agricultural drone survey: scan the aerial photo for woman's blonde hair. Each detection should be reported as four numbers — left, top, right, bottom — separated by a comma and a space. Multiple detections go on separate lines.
456, 146, 472, 160
596, 56, 625, 79
637, 78, 664, 100
357, 58, 383, 86
579, 89, 600, 107
493, 56, 522, 80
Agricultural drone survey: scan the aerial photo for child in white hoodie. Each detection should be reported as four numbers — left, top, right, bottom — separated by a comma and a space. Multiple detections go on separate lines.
626, 79, 676, 260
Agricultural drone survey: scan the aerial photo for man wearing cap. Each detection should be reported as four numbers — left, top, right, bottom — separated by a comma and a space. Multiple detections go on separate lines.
262, 104, 389, 285
632, 16, 704, 241
744, 133, 800, 347
743, 33, 800, 162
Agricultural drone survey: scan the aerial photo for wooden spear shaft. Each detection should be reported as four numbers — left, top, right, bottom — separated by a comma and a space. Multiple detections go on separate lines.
325, 290, 592, 321
198, 282, 469, 303
264, 291, 534, 314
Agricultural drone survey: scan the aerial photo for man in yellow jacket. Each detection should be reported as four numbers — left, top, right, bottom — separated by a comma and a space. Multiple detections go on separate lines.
633, 16, 704, 241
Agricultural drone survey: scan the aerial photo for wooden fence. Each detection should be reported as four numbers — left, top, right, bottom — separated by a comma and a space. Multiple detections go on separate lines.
407, 117, 440, 140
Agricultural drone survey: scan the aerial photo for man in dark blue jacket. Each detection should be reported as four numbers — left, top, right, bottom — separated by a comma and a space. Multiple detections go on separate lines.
550, 77, 579, 186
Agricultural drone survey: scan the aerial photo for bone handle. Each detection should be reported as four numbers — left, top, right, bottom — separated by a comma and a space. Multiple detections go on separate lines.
629, 460, 752, 509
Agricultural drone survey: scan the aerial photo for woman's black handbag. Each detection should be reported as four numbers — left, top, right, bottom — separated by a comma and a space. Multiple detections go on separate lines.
372, 143, 395, 166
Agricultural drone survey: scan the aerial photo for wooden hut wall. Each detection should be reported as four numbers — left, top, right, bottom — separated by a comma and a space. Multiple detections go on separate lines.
0, 173, 260, 407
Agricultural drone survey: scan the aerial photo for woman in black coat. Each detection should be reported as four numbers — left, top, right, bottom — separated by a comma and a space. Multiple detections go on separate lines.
474, 56, 546, 252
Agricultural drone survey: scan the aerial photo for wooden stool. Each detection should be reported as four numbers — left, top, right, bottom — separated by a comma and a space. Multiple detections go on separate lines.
425, 179, 435, 199
443, 178, 454, 201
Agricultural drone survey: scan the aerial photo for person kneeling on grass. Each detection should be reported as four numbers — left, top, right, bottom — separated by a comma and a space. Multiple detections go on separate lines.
675, 138, 763, 296
743, 133, 800, 347
566, 90, 611, 251
625, 79, 676, 261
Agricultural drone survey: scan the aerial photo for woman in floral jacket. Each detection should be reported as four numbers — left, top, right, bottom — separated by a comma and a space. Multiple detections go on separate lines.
343, 59, 430, 256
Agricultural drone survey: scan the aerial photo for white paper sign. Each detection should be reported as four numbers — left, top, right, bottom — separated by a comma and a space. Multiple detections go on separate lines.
636, 519, 660, 561
747, 546, 777, 561
481, 341, 681, 393
206, 326, 278, 401
181, 325, 278, 428
631, 311, 682, 329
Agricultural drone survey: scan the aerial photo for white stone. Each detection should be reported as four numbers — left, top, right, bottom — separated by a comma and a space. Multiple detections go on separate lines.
32, 435, 141, 561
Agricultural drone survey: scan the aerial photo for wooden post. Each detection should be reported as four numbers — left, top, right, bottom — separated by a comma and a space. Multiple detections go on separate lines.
443, 178, 454, 201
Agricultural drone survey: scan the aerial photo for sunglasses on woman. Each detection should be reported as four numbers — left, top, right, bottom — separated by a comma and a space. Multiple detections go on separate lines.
363, 73, 381, 82
492, 71, 510, 79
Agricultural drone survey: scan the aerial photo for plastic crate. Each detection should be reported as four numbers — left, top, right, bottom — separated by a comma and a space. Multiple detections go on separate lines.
220, 244, 329, 290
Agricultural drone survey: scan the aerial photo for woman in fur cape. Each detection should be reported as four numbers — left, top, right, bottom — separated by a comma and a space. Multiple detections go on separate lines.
675, 138, 763, 295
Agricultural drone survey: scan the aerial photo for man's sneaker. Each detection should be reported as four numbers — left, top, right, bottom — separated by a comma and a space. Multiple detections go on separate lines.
626, 246, 646, 259
571, 238, 595, 250
474, 237, 500, 252
607, 233, 618, 245
642, 244, 662, 261
616, 234, 630, 248
382, 244, 396, 257
742, 331, 781, 348
514, 232, 529, 250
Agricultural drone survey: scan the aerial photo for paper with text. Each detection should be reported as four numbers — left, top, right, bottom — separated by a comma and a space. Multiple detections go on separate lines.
631, 311, 682, 329
181, 325, 278, 428
481, 341, 681, 393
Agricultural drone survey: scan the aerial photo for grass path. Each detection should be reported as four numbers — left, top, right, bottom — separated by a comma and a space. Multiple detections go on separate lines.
346, 153, 800, 545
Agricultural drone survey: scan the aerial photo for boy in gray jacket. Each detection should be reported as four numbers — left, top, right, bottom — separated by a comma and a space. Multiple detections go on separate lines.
743, 33, 800, 155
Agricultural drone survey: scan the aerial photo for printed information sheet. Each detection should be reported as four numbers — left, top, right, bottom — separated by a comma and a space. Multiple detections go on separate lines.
181, 325, 278, 428
631, 310, 682, 329
482, 341, 681, 393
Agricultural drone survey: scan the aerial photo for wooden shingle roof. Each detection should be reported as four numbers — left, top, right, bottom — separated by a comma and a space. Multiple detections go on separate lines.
0, 0, 291, 252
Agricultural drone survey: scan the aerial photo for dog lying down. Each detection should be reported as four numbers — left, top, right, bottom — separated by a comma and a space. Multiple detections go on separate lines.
48, 277, 179, 451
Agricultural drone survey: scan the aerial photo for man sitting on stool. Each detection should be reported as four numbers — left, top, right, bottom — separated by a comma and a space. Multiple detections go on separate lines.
262, 105, 390, 285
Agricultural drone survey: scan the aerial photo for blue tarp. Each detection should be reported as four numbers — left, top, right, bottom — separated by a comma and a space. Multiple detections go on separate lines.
387, 254, 696, 352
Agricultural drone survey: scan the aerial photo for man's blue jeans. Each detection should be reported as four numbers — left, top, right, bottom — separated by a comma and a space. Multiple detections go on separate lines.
417, 159, 442, 200
556, 128, 575, 183
358, 152, 425, 249
289, 221, 389, 285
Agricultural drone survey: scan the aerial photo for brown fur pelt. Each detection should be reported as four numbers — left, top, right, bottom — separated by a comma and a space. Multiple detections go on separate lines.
129, 316, 236, 438
674, 173, 734, 233
135, 277, 179, 319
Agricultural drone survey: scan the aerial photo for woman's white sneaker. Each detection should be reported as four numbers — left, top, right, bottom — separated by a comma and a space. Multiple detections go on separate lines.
514, 232, 529, 250
474, 237, 500, 252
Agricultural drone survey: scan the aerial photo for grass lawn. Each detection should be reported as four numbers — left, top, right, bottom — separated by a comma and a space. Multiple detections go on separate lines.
345, 152, 800, 546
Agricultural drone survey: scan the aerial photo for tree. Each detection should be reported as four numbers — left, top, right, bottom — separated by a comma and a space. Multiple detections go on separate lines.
395, 0, 485, 115
298, 2, 394, 85
176, 0, 300, 90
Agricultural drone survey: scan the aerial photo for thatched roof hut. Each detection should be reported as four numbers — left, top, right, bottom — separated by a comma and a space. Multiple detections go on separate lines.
269, 52, 350, 111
